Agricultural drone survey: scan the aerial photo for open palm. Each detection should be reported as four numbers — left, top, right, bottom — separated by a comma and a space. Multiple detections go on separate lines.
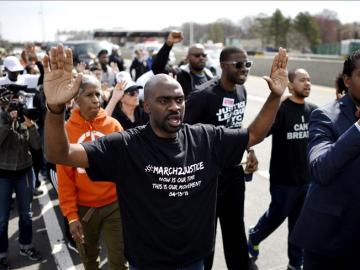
263, 47, 288, 97
43, 44, 82, 106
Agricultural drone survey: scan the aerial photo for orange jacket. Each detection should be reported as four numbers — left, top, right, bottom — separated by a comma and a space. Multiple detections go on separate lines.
57, 108, 123, 222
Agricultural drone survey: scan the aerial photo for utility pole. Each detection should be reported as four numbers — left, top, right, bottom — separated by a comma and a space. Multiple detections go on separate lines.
39, 1, 46, 41
189, 22, 194, 46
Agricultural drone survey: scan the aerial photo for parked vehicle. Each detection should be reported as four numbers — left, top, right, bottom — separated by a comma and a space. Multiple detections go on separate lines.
341, 39, 360, 56
63, 40, 114, 67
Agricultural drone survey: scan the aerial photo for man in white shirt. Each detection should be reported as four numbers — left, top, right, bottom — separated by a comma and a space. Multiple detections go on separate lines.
0, 56, 41, 89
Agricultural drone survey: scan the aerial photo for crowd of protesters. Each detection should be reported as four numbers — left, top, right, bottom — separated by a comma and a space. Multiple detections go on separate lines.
0, 29, 359, 270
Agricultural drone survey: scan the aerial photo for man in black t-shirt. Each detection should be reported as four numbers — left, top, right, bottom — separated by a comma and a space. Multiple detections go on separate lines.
184, 46, 258, 270
248, 69, 317, 270
42, 44, 288, 270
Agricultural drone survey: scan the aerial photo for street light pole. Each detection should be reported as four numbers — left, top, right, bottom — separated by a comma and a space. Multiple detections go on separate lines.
39, 1, 46, 41
189, 22, 194, 45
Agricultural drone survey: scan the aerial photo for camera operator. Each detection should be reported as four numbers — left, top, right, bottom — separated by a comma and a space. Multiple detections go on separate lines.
0, 92, 42, 269
0, 54, 46, 196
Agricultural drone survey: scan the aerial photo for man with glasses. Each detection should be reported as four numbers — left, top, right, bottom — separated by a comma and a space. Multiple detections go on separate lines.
176, 44, 214, 97
184, 46, 257, 270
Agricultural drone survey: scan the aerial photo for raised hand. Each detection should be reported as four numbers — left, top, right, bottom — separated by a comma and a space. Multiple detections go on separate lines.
43, 44, 82, 107
263, 47, 288, 97
110, 62, 119, 73
21, 50, 29, 66
112, 80, 127, 102
76, 62, 86, 74
166, 31, 184, 46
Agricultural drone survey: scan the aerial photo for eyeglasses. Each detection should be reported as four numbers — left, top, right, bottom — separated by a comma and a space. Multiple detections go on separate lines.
191, 53, 207, 58
221, 61, 253, 69
125, 90, 139, 97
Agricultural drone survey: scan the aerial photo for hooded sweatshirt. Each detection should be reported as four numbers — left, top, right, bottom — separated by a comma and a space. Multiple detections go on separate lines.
57, 108, 123, 222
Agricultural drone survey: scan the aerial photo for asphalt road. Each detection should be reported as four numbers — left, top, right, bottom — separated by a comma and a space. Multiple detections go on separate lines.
6, 75, 335, 270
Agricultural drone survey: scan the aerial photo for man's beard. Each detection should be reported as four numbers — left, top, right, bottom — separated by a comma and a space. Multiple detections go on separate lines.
191, 64, 205, 72
100, 63, 107, 72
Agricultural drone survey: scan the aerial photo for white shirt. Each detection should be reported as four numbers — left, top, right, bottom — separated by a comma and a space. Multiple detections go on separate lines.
0, 74, 39, 89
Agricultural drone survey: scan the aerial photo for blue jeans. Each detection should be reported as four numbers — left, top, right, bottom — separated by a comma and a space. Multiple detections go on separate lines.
249, 184, 308, 268
0, 168, 34, 257
129, 260, 204, 270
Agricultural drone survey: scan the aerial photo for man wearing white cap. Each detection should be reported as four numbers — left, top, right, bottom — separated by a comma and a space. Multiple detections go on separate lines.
105, 71, 148, 130
0, 56, 43, 89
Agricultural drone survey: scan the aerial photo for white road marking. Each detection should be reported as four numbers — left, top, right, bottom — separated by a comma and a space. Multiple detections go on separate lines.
37, 183, 76, 270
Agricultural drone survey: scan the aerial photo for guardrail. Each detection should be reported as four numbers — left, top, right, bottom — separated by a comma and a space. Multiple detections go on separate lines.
249, 55, 343, 88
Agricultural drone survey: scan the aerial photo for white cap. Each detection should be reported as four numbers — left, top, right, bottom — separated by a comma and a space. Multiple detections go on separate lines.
4, 56, 24, 72
116, 71, 142, 92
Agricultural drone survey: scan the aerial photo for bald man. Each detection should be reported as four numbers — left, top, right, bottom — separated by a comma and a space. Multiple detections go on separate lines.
43, 44, 288, 270
176, 44, 214, 97
150, 32, 213, 97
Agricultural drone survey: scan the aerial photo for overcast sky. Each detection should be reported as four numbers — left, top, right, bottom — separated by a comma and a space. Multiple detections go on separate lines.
1, 1, 359, 42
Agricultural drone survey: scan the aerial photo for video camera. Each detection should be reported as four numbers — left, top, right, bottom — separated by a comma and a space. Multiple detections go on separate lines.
0, 84, 38, 122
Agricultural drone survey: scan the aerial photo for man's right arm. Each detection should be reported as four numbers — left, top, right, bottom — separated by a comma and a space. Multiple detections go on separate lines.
45, 105, 88, 168
43, 44, 88, 168
152, 31, 183, 75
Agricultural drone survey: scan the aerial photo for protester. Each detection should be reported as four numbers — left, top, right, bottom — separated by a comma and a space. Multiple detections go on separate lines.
184, 46, 258, 270
177, 44, 213, 97
129, 49, 147, 81
105, 71, 148, 129
290, 49, 360, 270
109, 45, 125, 72
43, 44, 288, 270
151, 31, 183, 75
0, 55, 43, 88
97, 49, 116, 87
56, 74, 127, 269
146, 49, 156, 71
0, 94, 42, 270
136, 30, 184, 101
145, 31, 212, 98
248, 68, 317, 270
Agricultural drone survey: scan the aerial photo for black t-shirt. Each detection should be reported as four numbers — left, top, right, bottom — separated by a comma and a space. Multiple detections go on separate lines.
111, 105, 149, 130
269, 98, 318, 186
184, 78, 247, 128
82, 124, 248, 269
184, 78, 247, 188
